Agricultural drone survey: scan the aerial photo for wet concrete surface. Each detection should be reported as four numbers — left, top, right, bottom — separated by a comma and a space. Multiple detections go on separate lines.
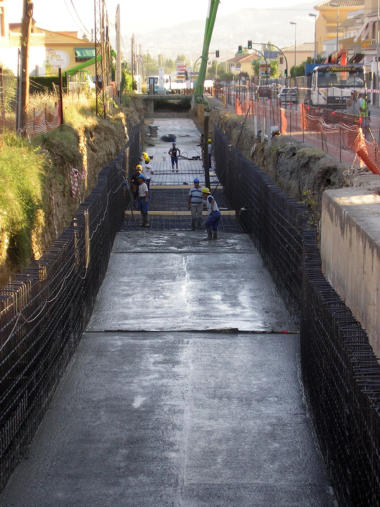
1, 331, 333, 507
0, 117, 334, 506
88, 232, 293, 333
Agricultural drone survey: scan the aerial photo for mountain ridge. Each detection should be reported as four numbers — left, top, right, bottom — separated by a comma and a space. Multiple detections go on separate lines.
132, 3, 316, 61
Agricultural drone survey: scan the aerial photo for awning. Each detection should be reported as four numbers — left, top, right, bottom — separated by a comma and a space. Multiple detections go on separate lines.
74, 48, 96, 59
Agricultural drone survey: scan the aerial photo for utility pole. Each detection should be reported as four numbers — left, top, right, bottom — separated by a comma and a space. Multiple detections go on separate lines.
94, 0, 108, 117
20, 0, 33, 131
376, 0, 379, 106
115, 4, 121, 100
131, 34, 135, 89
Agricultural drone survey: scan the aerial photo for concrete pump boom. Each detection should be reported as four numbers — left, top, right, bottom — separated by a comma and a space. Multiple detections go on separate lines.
193, 0, 220, 108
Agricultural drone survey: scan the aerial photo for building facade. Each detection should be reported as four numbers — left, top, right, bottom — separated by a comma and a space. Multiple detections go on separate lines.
226, 53, 258, 78
0, 0, 95, 77
314, 0, 364, 55
279, 42, 315, 74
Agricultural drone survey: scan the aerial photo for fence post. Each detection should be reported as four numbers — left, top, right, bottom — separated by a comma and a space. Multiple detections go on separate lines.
58, 67, 64, 125
73, 217, 80, 269
84, 209, 90, 270
302, 105, 305, 143
0, 67, 4, 133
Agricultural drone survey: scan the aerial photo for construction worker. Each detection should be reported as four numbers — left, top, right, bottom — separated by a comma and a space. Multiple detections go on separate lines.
142, 152, 150, 163
168, 142, 181, 172
131, 164, 143, 207
143, 157, 154, 190
207, 138, 213, 169
358, 92, 370, 136
137, 173, 149, 227
187, 178, 203, 230
202, 187, 221, 240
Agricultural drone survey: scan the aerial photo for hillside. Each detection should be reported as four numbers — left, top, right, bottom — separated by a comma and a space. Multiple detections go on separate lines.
135, 3, 316, 61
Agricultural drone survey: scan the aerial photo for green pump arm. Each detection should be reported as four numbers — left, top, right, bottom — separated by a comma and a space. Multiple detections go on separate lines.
193, 0, 220, 106
62, 55, 101, 77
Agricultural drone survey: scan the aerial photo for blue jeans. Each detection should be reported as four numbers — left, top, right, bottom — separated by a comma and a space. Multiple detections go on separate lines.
138, 197, 149, 214
205, 211, 221, 231
171, 156, 178, 168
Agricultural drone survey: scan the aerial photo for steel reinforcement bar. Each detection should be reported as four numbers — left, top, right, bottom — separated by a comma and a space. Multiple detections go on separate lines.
0, 124, 141, 490
214, 126, 380, 505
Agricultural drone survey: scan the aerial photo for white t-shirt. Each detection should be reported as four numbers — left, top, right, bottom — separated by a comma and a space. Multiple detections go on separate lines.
144, 164, 154, 178
206, 195, 219, 214
138, 182, 148, 198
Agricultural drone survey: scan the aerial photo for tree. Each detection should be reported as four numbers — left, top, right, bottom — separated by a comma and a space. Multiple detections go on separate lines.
175, 54, 190, 66
120, 62, 134, 92
270, 59, 279, 78
164, 58, 175, 74
252, 58, 279, 78
143, 53, 159, 76
206, 60, 218, 79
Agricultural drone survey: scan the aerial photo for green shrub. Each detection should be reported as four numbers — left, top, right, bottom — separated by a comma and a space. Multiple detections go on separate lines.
0, 133, 47, 266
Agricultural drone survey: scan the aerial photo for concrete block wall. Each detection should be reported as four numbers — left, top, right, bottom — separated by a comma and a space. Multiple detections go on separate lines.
321, 188, 380, 358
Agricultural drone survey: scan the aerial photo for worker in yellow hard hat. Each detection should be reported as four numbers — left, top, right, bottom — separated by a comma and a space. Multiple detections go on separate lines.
202, 187, 220, 240
131, 164, 144, 206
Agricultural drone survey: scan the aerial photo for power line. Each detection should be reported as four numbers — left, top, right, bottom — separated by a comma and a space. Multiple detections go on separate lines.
63, 0, 91, 37
70, 0, 91, 35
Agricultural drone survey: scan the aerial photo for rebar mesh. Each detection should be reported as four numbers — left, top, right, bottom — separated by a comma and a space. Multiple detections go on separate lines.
214, 125, 380, 505
0, 125, 141, 490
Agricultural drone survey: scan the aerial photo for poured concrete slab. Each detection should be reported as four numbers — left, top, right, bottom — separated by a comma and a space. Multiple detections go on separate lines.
113, 231, 252, 254
0, 332, 334, 507
88, 232, 293, 333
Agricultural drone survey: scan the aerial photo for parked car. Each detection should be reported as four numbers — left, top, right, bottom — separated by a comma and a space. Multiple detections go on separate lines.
258, 85, 272, 98
278, 87, 298, 105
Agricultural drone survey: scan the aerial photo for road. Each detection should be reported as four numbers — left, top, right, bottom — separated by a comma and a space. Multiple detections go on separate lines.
0, 118, 334, 506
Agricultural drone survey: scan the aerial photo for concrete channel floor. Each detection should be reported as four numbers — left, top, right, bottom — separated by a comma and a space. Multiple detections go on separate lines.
0, 118, 335, 506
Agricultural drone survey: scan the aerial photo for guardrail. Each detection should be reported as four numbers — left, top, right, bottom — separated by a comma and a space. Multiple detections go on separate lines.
214, 125, 380, 505
0, 124, 140, 491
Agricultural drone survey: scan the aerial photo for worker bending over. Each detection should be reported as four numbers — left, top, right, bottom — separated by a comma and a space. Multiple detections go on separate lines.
202, 187, 221, 240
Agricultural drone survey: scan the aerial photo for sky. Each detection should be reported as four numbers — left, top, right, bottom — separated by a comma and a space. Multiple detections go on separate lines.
7, 0, 315, 33
7, 0, 316, 57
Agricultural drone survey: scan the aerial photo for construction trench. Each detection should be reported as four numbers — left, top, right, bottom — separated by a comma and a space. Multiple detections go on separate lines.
1, 115, 379, 505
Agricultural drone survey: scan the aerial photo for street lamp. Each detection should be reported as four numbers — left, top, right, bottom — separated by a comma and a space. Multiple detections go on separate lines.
290, 21, 297, 79
329, 2, 339, 53
309, 13, 317, 63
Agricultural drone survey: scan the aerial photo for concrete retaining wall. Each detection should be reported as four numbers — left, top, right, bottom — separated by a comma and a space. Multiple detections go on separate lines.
321, 188, 380, 358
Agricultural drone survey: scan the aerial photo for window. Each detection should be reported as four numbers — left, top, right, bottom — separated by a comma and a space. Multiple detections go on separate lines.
74, 48, 96, 62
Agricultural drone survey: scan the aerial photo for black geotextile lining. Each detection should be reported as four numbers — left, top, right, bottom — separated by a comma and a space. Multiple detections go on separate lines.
0, 126, 141, 491
214, 126, 380, 506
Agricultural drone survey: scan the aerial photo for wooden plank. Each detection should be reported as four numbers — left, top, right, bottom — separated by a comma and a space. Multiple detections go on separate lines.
124, 210, 235, 216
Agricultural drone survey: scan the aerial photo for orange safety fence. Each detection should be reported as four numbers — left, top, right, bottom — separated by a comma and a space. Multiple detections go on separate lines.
24, 102, 61, 137
226, 92, 380, 174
